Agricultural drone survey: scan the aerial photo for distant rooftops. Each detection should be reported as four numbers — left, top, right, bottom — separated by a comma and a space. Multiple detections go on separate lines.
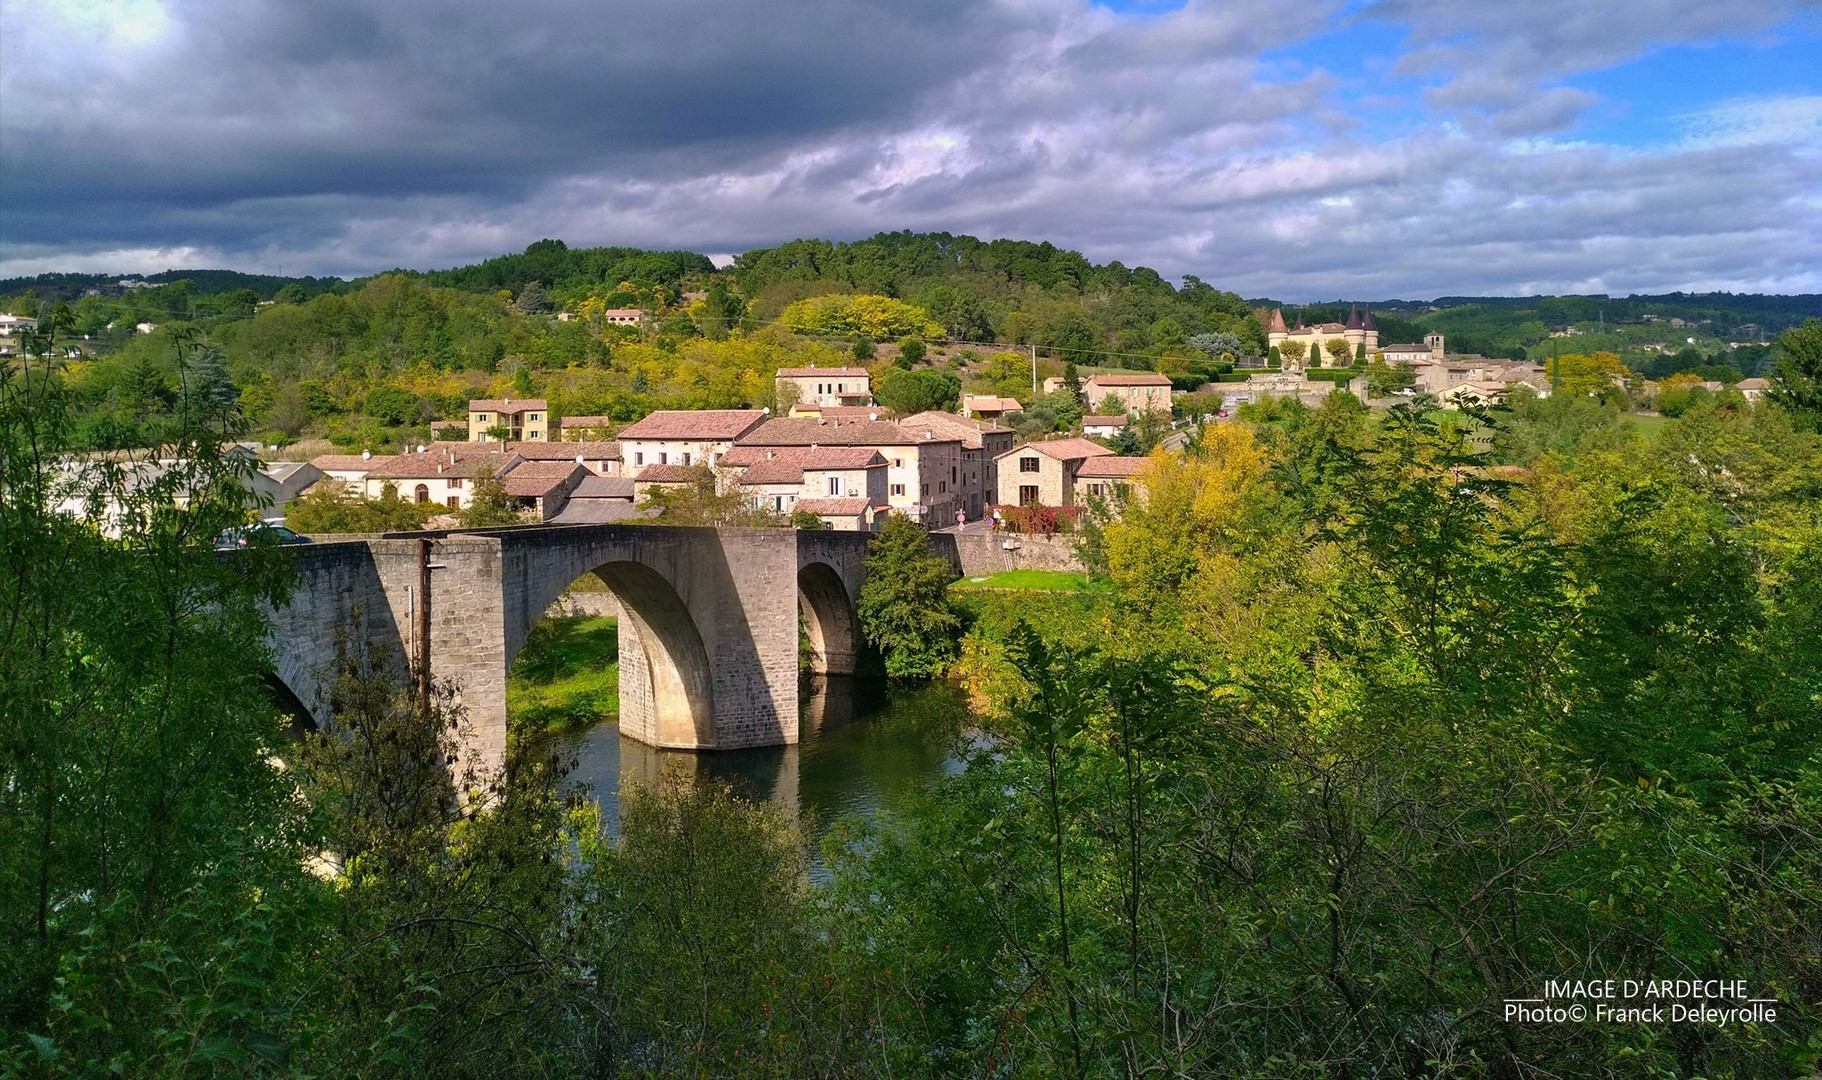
1001, 437, 1113, 462
617, 409, 768, 441
468, 398, 547, 414
1075, 456, 1150, 479
1084, 373, 1171, 386
776, 366, 870, 378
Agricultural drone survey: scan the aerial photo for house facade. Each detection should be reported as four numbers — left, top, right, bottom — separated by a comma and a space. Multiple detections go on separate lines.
363, 449, 520, 509
734, 417, 962, 526
1082, 373, 1172, 415
467, 398, 549, 442
1074, 455, 1149, 504
995, 437, 1115, 507
775, 366, 872, 409
617, 409, 769, 471
897, 411, 1014, 521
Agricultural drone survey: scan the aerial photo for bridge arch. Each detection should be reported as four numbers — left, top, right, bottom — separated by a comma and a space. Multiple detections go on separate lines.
797, 561, 859, 676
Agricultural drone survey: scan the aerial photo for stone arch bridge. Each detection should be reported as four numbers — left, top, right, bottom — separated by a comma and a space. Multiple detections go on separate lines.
267, 525, 883, 777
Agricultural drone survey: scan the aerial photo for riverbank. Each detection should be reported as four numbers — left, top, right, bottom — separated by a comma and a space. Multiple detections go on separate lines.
507, 615, 620, 734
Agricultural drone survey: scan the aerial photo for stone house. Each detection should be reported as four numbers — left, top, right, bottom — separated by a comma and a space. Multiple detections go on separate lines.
503, 439, 622, 476
498, 461, 590, 520
310, 451, 388, 493
1081, 414, 1129, 439
555, 415, 614, 440
961, 394, 1024, 421
1736, 377, 1770, 402
725, 446, 890, 528
995, 437, 1115, 507
617, 409, 769, 471
550, 476, 641, 524
896, 411, 1014, 521
467, 398, 549, 442
735, 417, 962, 527
775, 366, 872, 410
630, 462, 701, 502
1082, 373, 1172, 415
1074, 455, 1150, 503
364, 448, 521, 509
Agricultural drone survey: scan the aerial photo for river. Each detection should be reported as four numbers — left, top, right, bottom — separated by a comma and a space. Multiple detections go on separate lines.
536, 676, 976, 875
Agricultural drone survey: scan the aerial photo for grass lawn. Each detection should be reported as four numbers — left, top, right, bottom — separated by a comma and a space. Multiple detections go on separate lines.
1623, 412, 1669, 436
949, 569, 1101, 592
507, 615, 619, 732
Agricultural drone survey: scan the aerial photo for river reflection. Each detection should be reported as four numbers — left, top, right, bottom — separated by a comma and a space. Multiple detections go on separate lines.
539, 676, 973, 874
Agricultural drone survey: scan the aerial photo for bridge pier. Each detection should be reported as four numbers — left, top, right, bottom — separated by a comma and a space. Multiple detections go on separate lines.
275, 525, 874, 778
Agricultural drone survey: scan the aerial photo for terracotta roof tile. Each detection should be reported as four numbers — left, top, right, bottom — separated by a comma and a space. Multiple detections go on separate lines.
500, 462, 587, 497
311, 454, 386, 472
1081, 414, 1128, 426
998, 438, 1113, 462
1075, 456, 1150, 479
367, 451, 516, 479
633, 463, 699, 483
617, 409, 768, 441
506, 440, 620, 461
1085, 373, 1172, 387
776, 366, 870, 378
738, 418, 927, 447
794, 497, 873, 516
467, 398, 548, 414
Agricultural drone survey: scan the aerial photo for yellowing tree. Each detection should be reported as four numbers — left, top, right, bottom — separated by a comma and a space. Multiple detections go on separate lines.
1101, 426, 1268, 619
779, 294, 942, 339
1550, 351, 1629, 397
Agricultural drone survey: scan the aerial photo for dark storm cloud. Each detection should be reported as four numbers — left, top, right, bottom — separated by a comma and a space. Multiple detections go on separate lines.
3, 0, 1819, 296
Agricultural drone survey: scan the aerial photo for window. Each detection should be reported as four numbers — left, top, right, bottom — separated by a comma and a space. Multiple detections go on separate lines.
893, 457, 904, 468
1088, 483, 1105, 496
475, 414, 489, 423
1019, 456, 1040, 473
634, 452, 645, 465
921, 483, 929, 496
938, 480, 946, 493
827, 476, 841, 496
447, 495, 461, 508
773, 495, 787, 511
528, 413, 540, 421
415, 484, 430, 504
891, 483, 905, 497
681, 452, 692, 466
659, 452, 668, 465
951, 466, 957, 482
1019, 485, 1039, 505
447, 477, 463, 489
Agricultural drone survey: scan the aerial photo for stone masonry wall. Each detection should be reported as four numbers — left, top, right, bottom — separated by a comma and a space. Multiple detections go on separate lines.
938, 530, 1086, 576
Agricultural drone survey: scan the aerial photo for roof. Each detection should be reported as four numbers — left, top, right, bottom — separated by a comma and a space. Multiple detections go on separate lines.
1081, 414, 1128, 427
736, 460, 808, 485
897, 410, 1012, 449
794, 497, 873, 516
1076, 456, 1151, 479
806, 406, 883, 422
367, 451, 516, 480
262, 462, 318, 483
1736, 377, 1770, 389
737, 417, 932, 447
572, 475, 635, 499
557, 415, 613, 428
551, 500, 647, 524
500, 462, 588, 497
1380, 343, 1431, 352
506, 440, 620, 461
633, 463, 700, 483
961, 395, 1023, 412
311, 454, 385, 472
729, 446, 887, 482
617, 409, 768, 441
467, 398, 548, 414
1084, 373, 1171, 387
1000, 438, 1114, 463
776, 366, 870, 378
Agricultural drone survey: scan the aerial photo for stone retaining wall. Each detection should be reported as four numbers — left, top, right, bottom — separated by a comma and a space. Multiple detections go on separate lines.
936, 530, 1086, 576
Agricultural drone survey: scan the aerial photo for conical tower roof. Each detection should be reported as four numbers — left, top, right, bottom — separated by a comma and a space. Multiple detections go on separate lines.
1268, 308, 1288, 334
1293, 313, 1305, 331
1360, 306, 1377, 331
1345, 305, 1362, 330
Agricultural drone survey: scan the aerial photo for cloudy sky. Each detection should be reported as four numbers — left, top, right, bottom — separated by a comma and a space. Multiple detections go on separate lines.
3, 0, 1819, 299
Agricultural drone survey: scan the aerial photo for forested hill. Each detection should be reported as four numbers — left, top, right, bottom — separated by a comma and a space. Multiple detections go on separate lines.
0, 269, 347, 304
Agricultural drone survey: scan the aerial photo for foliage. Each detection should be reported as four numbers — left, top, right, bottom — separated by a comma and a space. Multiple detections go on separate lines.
1549, 349, 1631, 398
856, 516, 962, 677
634, 464, 786, 526
896, 335, 926, 367
994, 501, 1081, 535
779, 293, 943, 339
456, 474, 524, 527
874, 367, 961, 415
285, 480, 432, 533
1771, 317, 1822, 427
506, 614, 618, 732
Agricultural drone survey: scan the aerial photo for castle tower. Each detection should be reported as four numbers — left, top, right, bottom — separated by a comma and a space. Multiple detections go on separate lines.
1361, 307, 1379, 353
1344, 305, 1365, 350
1267, 308, 1289, 350
1425, 331, 1445, 361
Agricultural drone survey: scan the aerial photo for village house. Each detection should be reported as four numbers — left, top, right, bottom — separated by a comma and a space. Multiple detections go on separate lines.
1082, 372, 1172, 415
309, 451, 388, 493
1378, 333, 1447, 366
429, 420, 468, 441
1438, 381, 1511, 409
616, 409, 769, 471
467, 398, 549, 442
1081, 414, 1129, 439
498, 461, 590, 521
0, 313, 38, 337
555, 415, 614, 440
775, 366, 873, 410
960, 394, 1024, 421
1736, 377, 1771, 402
549, 475, 640, 524
722, 445, 890, 529
995, 437, 1117, 508
364, 448, 521, 509
785, 403, 881, 422
1074, 455, 1150, 503
503, 439, 622, 476
602, 308, 643, 327
734, 417, 962, 526
629, 462, 701, 502
896, 410, 1014, 521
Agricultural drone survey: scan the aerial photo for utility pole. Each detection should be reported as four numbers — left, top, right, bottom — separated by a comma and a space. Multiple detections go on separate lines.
1030, 343, 1038, 398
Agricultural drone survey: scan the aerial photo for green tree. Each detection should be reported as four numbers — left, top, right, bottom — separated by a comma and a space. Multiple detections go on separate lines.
855, 516, 960, 677
365, 384, 421, 426
1770, 317, 1822, 427
457, 474, 522, 526
285, 481, 432, 533
875, 368, 960, 415
896, 335, 926, 368
513, 280, 553, 314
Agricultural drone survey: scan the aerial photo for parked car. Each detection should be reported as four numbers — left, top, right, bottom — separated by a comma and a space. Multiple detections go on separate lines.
215, 523, 312, 551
